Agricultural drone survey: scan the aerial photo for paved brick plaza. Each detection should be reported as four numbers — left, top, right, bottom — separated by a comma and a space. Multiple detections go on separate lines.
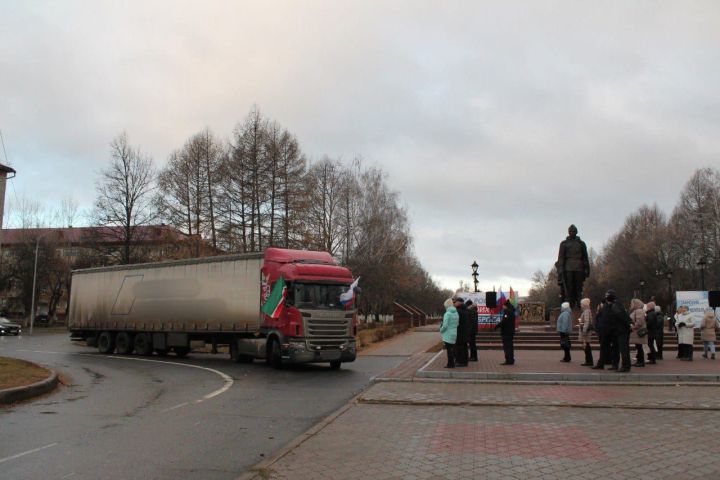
242, 331, 720, 479
245, 351, 720, 479
259, 401, 720, 479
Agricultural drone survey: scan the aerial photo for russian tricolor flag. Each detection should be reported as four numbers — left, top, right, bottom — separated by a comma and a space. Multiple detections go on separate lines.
340, 278, 360, 307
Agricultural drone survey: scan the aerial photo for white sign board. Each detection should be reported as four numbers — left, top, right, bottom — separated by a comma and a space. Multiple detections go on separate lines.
675, 291, 718, 328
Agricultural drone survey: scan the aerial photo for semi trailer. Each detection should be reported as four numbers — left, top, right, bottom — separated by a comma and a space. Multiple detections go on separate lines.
68, 248, 358, 369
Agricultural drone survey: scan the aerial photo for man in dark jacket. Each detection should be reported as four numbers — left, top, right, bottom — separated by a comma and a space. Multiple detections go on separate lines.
645, 302, 658, 364
453, 297, 469, 366
466, 299, 479, 361
591, 303, 609, 369
604, 289, 632, 372
495, 301, 516, 365
654, 305, 665, 359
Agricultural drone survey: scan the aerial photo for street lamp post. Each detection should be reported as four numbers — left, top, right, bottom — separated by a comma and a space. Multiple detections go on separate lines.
639, 280, 645, 301
697, 258, 707, 291
666, 271, 674, 316
471, 261, 479, 293
29, 237, 40, 335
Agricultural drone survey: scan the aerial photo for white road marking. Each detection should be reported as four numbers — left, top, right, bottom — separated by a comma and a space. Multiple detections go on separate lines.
0, 443, 58, 465
161, 402, 189, 413
419, 350, 443, 372
16, 349, 234, 410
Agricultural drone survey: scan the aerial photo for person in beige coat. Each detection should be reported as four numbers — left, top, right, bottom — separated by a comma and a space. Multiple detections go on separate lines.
578, 298, 594, 366
676, 306, 695, 361
628, 298, 647, 367
700, 310, 718, 360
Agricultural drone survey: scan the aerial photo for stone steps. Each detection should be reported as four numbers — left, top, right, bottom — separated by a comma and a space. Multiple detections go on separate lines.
473, 331, 707, 351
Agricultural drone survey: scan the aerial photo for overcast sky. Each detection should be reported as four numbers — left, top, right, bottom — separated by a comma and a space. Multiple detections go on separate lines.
2, 1, 719, 294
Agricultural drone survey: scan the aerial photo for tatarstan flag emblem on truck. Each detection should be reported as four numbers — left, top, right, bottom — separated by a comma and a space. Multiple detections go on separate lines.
261, 275, 287, 319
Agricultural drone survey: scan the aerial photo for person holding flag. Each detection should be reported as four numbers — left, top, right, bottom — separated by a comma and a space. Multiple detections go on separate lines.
509, 287, 520, 330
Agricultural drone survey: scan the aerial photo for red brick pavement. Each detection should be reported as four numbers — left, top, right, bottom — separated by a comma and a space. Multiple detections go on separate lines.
430, 422, 604, 460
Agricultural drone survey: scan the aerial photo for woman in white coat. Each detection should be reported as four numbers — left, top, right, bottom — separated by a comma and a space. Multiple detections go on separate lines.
676, 306, 695, 361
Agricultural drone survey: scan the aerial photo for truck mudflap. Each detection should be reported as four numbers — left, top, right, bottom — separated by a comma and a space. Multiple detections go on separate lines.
282, 338, 357, 364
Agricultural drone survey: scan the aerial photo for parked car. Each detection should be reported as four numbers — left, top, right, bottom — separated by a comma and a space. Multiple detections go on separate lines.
0, 317, 22, 336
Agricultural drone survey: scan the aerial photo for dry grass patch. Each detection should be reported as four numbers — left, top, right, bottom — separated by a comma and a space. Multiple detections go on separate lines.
0, 357, 50, 390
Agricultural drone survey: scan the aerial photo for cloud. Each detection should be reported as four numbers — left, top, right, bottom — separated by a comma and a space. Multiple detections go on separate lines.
2, 1, 720, 296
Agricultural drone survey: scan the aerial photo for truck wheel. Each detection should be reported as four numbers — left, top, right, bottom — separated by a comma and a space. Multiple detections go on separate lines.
230, 342, 254, 363
330, 360, 342, 370
97, 331, 115, 354
267, 338, 283, 369
173, 346, 190, 358
133, 333, 153, 356
115, 332, 134, 355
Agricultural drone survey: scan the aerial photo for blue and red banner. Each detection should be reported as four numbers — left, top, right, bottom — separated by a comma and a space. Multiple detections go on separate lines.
460, 288, 520, 330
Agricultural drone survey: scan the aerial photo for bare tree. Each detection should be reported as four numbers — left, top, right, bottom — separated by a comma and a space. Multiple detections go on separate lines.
305, 157, 346, 255
49, 196, 80, 228
91, 132, 157, 264
669, 168, 719, 287
7, 195, 44, 229
158, 129, 223, 256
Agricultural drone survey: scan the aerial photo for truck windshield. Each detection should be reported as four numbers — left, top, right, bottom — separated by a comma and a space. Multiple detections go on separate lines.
293, 283, 347, 309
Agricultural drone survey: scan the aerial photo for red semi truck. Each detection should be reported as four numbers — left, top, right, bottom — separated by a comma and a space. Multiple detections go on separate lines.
68, 248, 358, 369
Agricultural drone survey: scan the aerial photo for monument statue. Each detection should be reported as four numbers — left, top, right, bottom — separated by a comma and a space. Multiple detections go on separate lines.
556, 224, 590, 309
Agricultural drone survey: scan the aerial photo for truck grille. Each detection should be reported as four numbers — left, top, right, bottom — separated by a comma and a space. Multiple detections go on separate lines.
304, 311, 350, 349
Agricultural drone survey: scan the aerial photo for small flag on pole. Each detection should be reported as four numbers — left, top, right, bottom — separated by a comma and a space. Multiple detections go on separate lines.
261, 276, 287, 319
340, 278, 360, 307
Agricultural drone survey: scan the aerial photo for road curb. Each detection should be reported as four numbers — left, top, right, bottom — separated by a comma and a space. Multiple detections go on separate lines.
0, 369, 59, 405
375, 376, 720, 387
357, 398, 720, 411
415, 369, 720, 384
236, 391, 363, 480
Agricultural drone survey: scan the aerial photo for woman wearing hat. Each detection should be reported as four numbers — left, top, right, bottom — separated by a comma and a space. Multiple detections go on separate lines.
440, 298, 459, 368
700, 310, 718, 360
676, 306, 695, 361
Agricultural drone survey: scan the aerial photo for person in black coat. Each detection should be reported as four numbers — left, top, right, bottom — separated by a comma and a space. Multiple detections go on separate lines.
466, 299, 479, 361
604, 290, 632, 372
495, 301, 516, 365
645, 302, 658, 364
654, 305, 665, 359
453, 297, 469, 366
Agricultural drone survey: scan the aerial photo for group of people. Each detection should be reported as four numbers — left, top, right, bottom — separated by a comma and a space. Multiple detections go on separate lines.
439, 297, 480, 368
672, 305, 718, 360
556, 289, 719, 372
440, 296, 516, 367
440, 288, 719, 371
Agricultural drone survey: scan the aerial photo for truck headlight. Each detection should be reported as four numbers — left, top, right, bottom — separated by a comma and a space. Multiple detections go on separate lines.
288, 341, 307, 351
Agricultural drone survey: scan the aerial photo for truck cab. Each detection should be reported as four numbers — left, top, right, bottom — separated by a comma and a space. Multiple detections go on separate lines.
252, 248, 357, 369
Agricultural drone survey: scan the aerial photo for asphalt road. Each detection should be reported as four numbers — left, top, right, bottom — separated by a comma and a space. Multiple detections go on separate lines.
0, 332, 406, 480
